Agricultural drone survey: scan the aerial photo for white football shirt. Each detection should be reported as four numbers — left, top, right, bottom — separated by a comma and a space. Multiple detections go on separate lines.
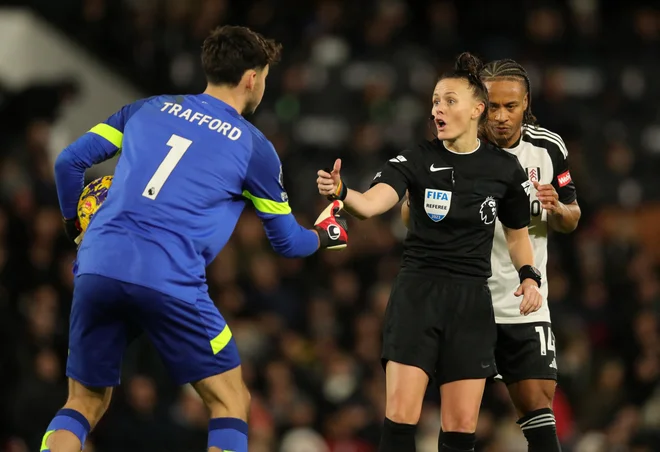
488, 125, 577, 324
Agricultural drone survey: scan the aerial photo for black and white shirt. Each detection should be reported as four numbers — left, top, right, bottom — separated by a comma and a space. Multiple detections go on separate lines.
372, 138, 531, 282
489, 125, 577, 324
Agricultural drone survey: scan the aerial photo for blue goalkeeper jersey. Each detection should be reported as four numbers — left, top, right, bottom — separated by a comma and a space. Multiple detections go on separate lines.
55, 94, 319, 302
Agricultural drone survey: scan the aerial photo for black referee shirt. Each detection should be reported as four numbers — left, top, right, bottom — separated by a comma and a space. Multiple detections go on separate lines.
371, 139, 531, 280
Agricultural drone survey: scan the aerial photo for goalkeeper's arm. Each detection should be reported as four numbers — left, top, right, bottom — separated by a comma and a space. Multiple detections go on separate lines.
257, 200, 348, 257
54, 133, 119, 221
55, 99, 151, 222
243, 136, 348, 256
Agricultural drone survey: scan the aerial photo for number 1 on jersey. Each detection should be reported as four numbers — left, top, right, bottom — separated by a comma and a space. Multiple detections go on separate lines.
142, 134, 192, 200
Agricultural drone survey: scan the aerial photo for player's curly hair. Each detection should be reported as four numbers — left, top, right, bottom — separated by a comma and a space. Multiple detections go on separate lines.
437, 52, 489, 124
480, 59, 538, 126
202, 25, 282, 86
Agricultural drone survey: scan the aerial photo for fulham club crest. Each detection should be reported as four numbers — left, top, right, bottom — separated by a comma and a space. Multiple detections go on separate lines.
526, 167, 541, 183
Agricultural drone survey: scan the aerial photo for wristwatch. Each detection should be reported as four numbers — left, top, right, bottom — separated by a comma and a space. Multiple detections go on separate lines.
519, 265, 542, 287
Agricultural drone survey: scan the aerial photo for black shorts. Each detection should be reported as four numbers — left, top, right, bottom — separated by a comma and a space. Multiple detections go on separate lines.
494, 321, 558, 385
381, 272, 497, 385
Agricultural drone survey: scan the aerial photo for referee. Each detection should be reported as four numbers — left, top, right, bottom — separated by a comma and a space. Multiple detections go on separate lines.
402, 59, 581, 452
317, 53, 543, 452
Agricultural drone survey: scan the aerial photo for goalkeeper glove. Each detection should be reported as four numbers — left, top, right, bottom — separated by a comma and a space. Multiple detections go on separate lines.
314, 200, 348, 250
63, 217, 83, 245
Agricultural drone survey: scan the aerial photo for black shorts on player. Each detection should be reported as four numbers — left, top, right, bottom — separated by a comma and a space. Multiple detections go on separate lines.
382, 272, 497, 384
494, 322, 558, 385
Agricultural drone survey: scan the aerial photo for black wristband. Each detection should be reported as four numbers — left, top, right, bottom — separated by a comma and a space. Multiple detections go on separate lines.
519, 264, 542, 287
314, 226, 329, 248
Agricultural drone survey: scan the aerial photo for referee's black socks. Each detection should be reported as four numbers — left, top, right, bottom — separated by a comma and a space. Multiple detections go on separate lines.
379, 418, 417, 451
438, 430, 476, 451
517, 408, 562, 452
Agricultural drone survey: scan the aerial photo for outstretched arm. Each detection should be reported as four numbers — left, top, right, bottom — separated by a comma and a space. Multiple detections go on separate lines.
317, 158, 403, 220
245, 140, 347, 258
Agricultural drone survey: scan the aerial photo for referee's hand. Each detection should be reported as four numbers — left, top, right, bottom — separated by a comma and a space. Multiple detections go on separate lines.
515, 279, 543, 316
317, 159, 342, 197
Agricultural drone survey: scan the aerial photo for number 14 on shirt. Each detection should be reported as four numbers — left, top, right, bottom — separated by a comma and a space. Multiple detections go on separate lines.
535, 325, 556, 356
142, 134, 192, 200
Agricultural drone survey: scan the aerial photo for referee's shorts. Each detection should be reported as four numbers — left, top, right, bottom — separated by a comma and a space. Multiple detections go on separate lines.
381, 271, 497, 385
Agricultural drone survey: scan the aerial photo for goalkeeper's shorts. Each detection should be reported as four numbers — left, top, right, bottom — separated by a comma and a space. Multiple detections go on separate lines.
66, 274, 240, 386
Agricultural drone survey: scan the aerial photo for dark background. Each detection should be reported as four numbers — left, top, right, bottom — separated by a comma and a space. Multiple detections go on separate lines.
1, 0, 659, 451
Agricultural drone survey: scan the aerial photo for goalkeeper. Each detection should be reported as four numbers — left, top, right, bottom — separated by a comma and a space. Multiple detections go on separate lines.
44, 25, 348, 452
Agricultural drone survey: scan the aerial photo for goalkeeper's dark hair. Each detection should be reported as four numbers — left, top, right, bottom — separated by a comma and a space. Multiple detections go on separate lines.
438, 52, 489, 124
481, 59, 538, 126
202, 25, 282, 86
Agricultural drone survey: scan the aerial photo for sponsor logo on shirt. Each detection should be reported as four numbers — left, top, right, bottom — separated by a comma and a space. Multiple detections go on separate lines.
557, 170, 572, 187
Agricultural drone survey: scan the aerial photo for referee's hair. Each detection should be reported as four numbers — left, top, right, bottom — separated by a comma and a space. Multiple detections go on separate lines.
202, 25, 282, 87
481, 60, 538, 126
438, 53, 489, 124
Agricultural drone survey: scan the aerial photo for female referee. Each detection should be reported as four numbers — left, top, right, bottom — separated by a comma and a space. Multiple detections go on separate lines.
401, 59, 580, 452
317, 53, 544, 452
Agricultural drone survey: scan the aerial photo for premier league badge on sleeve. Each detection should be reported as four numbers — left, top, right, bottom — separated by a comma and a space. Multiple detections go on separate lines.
479, 196, 498, 225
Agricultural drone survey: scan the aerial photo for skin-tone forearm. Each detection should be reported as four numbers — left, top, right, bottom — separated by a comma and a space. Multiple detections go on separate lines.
317, 160, 401, 220
503, 226, 534, 271
342, 184, 400, 220
342, 189, 375, 220
548, 201, 581, 233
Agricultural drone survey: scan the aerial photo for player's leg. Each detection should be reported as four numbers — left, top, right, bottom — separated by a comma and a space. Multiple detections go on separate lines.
437, 282, 497, 452
438, 379, 486, 451
378, 273, 441, 452
509, 379, 560, 452
41, 382, 112, 452
191, 366, 251, 452
379, 361, 429, 452
133, 285, 249, 452
496, 322, 561, 452
41, 274, 133, 452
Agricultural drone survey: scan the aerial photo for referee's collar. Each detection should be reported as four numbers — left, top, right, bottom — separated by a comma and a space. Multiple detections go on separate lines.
437, 138, 481, 155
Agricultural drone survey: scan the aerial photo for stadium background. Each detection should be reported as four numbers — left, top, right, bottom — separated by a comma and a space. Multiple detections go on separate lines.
1, 0, 660, 451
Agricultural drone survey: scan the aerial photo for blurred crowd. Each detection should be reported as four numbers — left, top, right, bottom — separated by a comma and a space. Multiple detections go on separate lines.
2, 0, 660, 451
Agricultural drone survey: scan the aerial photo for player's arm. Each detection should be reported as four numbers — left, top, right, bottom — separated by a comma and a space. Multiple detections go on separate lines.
317, 152, 412, 220
244, 140, 346, 257
54, 99, 150, 239
501, 226, 534, 273
341, 184, 400, 220
535, 135, 581, 233
401, 191, 411, 227
500, 161, 543, 315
